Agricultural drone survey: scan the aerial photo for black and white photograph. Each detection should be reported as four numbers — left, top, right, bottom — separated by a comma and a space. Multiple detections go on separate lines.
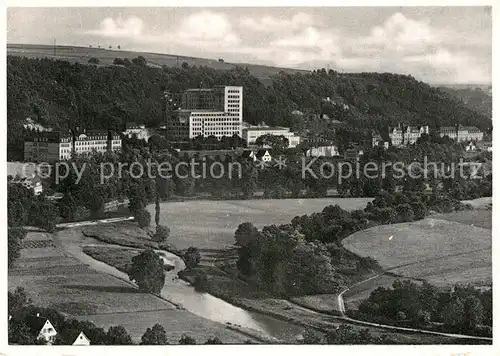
4, 4, 494, 351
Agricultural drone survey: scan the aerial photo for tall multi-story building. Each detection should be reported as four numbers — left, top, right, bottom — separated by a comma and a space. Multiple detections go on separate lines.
242, 126, 301, 148
439, 125, 484, 142
24, 131, 73, 162
389, 124, 429, 146
165, 86, 243, 143
74, 129, 122, 155
24, 129, 121, 162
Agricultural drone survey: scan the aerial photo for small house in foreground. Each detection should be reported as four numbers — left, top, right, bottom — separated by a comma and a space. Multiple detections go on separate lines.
72, 331, 91, 346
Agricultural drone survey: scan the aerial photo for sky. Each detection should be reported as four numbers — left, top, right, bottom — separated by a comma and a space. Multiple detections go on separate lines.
7, 7, 492, 84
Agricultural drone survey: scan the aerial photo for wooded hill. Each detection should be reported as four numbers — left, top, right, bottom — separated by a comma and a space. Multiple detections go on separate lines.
7, 55, 492, 160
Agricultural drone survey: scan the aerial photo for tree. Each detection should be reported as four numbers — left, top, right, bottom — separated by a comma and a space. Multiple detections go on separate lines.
135, 209, 151, 229
234, 222, 260, 247
441, 298, 465, 328
463, 296, 483, 331
128, 250, 166, 294
255, 134, 289, 152
88, 57, 100, 65
154, 195, 160, 226
106, 325, 133, 345
140, 324, 169, 345
132, 56, 147, 66
152, 224, 170, 242
183, 247, 201, 269
299, 329, 323, 344
179, 334, 196, 344
29, 199, 59, 232
8, 287, 31, 316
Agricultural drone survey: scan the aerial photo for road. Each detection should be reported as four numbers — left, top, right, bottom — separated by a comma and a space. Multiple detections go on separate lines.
334, 274, 492, 341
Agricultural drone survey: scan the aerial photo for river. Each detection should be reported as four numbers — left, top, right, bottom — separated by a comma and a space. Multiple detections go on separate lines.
54, 228, 304, 342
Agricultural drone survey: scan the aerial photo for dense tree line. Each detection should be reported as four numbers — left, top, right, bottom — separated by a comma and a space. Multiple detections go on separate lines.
7, 56, 491, 160
356, 280, 492, 337
234, 188, 470, 297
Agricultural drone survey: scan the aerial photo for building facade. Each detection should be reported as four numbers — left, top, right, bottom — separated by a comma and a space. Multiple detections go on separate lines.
123, 123, 151, 141
439, 125, 484, 142
306, 145, 340, 157
74, 129, 122, 155
24, 130, 122, 162
389, 125, 429, 146
165, 86, 243, 143
243, 126, 300, 148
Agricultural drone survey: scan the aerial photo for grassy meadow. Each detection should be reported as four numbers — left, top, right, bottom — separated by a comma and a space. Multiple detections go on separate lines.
342, 213, 491, 287
147, 198, 372, 249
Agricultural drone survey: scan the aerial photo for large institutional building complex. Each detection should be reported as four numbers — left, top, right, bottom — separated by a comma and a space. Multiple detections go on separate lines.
165, 86, 243, 143
24, 129, 121, 162
389, 124, 430, 146
439, 125, 484, 142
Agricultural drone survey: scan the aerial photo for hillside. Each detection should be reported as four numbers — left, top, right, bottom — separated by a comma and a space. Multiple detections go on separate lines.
437, 85, 492, 118
7, 50, 492, 160
7, 44, 307, 85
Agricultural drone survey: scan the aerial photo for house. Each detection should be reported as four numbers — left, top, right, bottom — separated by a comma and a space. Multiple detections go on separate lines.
243, 126, 300, 148
123, 122, 151, 141
8, 173, 43, 195
344, 148, 364, 161
306, 145, 340, 157
72, 331, 91, 346
255, 149, 272, 162
241, 150, 257, 161
466, 141, 477, 152
25, 314, 58, 344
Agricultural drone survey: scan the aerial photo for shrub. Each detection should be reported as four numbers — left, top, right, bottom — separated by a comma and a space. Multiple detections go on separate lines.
183, 247, 201, 269
135, 209, 151, 229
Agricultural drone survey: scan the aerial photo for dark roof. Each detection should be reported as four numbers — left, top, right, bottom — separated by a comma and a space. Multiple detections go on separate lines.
241, 151, 255, 158
24, 130, 72, 143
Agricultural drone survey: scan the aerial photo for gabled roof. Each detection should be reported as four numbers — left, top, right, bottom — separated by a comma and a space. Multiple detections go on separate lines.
256, 149, 270, 158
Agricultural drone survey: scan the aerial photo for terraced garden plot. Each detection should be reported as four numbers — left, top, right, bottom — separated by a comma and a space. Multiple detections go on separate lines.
77, 309, 252, 344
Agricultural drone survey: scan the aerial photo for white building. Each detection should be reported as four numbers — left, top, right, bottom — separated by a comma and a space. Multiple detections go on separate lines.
389, 125, 429, 146
74, 129, 121, 155
440, 125, 484, 142
255, 149, 272, 162
9, 173, 43, 195
306, 145, 340, 157
167, 86, 243, 141
123, 123, 150, 141
243, 126, 301, 148
27, 314, 58, 344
